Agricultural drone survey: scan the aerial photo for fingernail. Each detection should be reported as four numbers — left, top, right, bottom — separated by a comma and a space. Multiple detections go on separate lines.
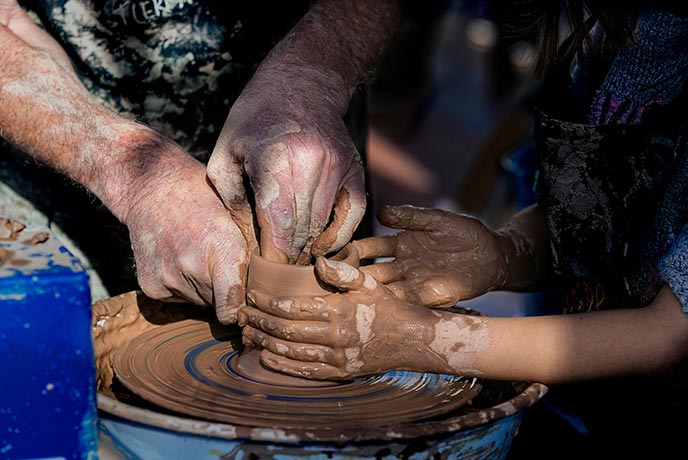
237, 310, 248, 327
246, 290, 257, 305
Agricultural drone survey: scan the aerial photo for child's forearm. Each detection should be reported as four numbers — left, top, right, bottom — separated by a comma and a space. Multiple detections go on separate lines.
431, 286, 688, 384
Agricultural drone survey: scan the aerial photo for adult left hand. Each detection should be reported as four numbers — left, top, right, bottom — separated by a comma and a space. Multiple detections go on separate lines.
207, 63, 366, 265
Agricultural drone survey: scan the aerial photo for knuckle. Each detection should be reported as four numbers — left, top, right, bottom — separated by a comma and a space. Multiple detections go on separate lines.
271, 297, 293, 315
176, 253, 201, 277
300, 347, 321, 361
137, 277, 170, 300
158, 268, 181, 292
217, 305, 239, 325
274, 341, 290, 355
206, 157, 221, 179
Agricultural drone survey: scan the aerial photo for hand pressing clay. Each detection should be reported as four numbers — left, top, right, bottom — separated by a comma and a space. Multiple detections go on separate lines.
353, 205, 541, 307
236, 242, 360, 382
240, 257, 489, 380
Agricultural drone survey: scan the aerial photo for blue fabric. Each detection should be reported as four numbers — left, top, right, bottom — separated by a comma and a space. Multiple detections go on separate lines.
660, 224, 688, 316
590, 11, 688, 125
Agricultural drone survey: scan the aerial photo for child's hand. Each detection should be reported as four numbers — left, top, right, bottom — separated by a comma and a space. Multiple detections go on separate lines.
354, 206, 512, 307
238, 257, 451, 380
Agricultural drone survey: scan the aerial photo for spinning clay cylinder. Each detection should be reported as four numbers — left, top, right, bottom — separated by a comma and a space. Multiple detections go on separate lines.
240, 244, 360, 379
246, 243, 360, 297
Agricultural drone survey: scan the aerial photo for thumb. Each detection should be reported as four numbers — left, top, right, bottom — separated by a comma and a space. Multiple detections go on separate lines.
315, 257, 384, 295
311, 157, 366, 257
207, 151, 257, 253
210, 244, 249, 325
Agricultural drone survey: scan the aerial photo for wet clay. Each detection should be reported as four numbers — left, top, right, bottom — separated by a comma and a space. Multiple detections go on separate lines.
113, 317, 480, 429
0, 217, 25, 241
0, 219, 52, 269
238, 242, 360, 383
95, 291, 548, 442
23, 231, 49, 246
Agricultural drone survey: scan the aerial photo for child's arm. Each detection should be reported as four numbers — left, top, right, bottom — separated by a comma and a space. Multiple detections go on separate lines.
453, 285, 688, 384
240, 260, 688, 384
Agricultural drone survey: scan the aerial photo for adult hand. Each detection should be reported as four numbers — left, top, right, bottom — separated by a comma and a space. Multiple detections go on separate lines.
0, 0, 256, 324
354, 206, 515, 308
207, 64, 365, 265
239, 257, 460, 380
120, 150, 254, 324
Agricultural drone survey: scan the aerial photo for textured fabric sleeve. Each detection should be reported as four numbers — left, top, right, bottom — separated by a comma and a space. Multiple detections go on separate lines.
659, 224, 688, 316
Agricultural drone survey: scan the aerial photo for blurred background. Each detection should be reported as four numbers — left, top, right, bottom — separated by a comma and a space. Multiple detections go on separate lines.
364, 0, 545, 318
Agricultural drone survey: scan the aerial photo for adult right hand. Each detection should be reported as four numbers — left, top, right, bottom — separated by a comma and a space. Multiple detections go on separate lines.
207, 63, 366, 265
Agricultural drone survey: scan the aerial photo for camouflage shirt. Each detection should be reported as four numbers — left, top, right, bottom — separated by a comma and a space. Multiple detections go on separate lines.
20, 0, 310, 159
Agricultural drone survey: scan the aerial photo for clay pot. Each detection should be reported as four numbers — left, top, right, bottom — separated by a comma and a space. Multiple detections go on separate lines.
246, 243, 360, 298
239, 243, 360, 383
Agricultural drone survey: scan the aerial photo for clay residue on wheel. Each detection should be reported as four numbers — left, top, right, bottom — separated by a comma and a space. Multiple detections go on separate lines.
94, 292, 548, 442
0, 217, 25, 241
92, 291, 208, 397
112, 318, 480, 430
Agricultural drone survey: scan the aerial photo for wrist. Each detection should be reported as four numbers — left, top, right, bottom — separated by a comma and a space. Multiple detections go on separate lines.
251, 58, 351, 115
90, 123, 202, 223
257, 0, 402, 108
495, 228, 540, 291
424, 310, 489, 376
393, 308, 462, 375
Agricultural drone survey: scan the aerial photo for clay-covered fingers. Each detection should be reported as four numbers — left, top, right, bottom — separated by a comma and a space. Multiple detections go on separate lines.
246, 290, 331, 321
245, 142, 303, 263
206, 155, 257, 251
311, 157, 366, 258
209, 253, 249, 325
377, 205, 453, 232
352, 235, 398, 260
242, 325, 336, 363
359, 261, 403, 284
238, 305, 332, 345
315, 257, 386, 295
259, 349, 350, 380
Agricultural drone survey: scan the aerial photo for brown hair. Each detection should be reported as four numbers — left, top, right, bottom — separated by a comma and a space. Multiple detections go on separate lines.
503, 1, 643, 76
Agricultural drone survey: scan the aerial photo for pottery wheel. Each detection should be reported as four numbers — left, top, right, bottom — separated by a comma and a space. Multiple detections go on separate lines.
113, 319, 481, 430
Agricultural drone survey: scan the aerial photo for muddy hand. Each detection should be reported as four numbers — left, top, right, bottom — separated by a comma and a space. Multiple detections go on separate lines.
353, 206, 519, 307
238, 257, 466, 380
207, 64, 365, 265
123, 153, 251, 325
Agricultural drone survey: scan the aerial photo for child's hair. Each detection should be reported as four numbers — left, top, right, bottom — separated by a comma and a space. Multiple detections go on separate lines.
502, 1, 644, 76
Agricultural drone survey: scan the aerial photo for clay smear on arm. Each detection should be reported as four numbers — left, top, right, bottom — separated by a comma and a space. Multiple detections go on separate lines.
427, 312, 489, 376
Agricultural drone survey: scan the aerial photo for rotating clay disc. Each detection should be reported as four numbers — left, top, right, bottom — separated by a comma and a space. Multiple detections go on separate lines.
113, 319, 481, 430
